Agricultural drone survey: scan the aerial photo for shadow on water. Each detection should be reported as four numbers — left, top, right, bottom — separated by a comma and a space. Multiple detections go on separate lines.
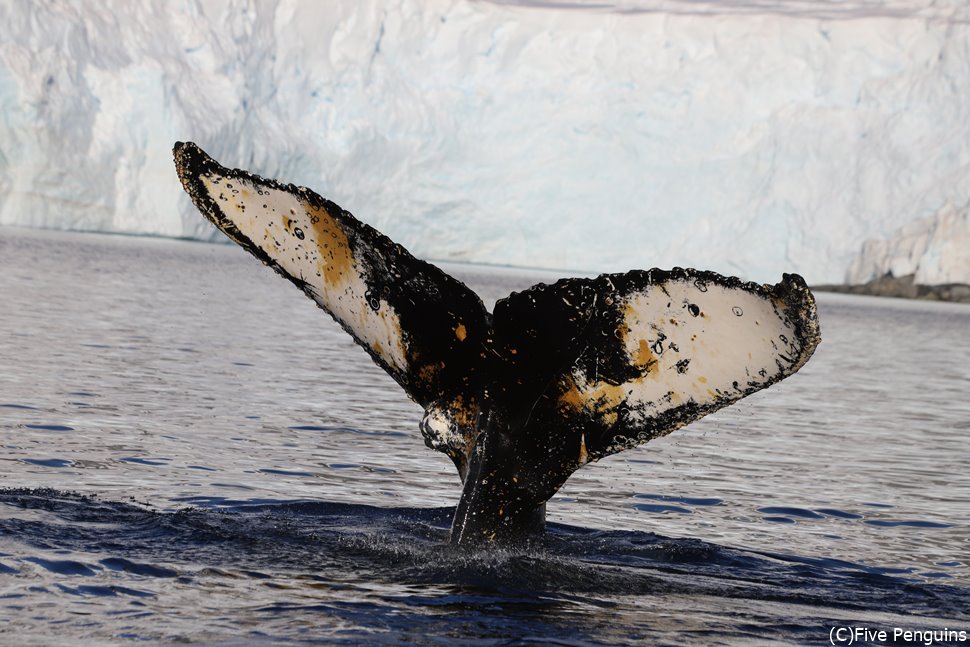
2, 488, 967, 645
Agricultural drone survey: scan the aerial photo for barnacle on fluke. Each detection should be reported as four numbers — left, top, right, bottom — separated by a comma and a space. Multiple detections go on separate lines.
174, 142, 821, 546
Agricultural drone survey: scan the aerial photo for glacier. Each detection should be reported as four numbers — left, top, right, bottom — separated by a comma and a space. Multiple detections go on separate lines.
1, 0, 969, 284
846, 199, 970, 286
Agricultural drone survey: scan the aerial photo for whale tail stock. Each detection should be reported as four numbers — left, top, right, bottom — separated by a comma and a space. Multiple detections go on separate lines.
173, 142, 821, 546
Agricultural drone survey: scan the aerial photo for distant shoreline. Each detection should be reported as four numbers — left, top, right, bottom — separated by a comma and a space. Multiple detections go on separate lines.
813, 274, 970, 304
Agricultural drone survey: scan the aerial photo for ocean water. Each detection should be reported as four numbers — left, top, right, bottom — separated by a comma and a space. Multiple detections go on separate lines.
1, 227, 967, 645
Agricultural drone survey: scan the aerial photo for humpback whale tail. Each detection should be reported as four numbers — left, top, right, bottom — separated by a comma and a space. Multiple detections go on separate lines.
173, 142, 821, 545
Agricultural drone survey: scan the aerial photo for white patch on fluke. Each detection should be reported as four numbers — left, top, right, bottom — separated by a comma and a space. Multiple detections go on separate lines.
569, 278, 801, 426
199, 172, 409, 373
421, 405, 466, 452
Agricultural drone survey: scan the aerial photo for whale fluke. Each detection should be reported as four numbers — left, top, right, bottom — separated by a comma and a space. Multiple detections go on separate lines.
173, 141, 490, 477
173, 142, 821, 545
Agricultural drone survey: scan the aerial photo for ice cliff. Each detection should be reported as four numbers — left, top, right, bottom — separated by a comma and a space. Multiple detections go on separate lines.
1, 0, 969, 284
846, 200, 970, 286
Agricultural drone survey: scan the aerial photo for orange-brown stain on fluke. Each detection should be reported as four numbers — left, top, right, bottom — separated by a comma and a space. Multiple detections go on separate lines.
587, 382, 626, 412
307, 203, 354, 288
560, 381, 626, 427
558, 378, 584, 413
634, 339, 659, 376
559, 373, 627, 426
448, 394, 478, 429
636, 339, 652, 365
393, 319, 405, 356
455, 324, 467, 342
616, 303, 638, 342
417, 361, 446, 387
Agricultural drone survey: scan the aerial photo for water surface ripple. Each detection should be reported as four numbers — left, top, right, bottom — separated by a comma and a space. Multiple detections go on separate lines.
1, 228, 968, 644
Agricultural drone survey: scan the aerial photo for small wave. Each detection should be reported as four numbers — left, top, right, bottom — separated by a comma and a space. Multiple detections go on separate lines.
631, 503, 692, 514
55, 583, 154, 598
20, 458, 73, 468
23, 424, 75, 432
815, 508, 863, 519
634, 493, 722, 506
864, 519, 954, 528
258, 468, 315, 477
118, 457, 171, 466
25, 557, 100, 576
101, 557, 178, 578
288, 425, 407, 437
757, 506, 825, 519
1, 488, 967, 644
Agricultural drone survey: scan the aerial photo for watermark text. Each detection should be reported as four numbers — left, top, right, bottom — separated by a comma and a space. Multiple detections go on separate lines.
829, 626, 967, 646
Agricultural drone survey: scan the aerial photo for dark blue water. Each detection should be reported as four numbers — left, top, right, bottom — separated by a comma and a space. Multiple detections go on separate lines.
2, 488, 966, 645
1, 228, 968, 644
